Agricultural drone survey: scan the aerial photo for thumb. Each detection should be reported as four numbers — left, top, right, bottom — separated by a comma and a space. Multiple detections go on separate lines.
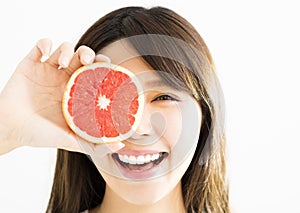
77, 139, 125, 158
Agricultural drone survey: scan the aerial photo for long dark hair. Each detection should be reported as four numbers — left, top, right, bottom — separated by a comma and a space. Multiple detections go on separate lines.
47, 6, 229, 213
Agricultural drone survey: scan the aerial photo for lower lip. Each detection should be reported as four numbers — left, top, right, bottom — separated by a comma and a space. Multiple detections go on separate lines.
111, 153, 168, 180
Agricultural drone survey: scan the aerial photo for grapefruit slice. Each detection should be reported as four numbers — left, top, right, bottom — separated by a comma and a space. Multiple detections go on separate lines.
62, 62, 144, 143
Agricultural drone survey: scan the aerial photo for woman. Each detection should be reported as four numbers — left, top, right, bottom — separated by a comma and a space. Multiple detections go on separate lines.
0, 6, 229, 213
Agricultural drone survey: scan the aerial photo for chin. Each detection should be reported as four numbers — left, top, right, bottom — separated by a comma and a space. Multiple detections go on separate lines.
102, 171, 181, 205
121, 193, 165, 206
112, 173, 181, 206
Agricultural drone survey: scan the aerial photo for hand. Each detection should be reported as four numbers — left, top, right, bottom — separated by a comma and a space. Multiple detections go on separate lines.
0, 38, 124, 156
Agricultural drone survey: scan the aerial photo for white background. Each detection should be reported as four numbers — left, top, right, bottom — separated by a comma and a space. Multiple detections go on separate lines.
0, 0, 300, 212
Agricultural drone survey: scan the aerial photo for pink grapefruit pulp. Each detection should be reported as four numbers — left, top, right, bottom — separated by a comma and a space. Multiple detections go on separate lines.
62, 62, 144, 143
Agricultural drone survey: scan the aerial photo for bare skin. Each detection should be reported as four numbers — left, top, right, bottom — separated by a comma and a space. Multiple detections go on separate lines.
0, 38, 124, 156
87, 41, 201, 213
0, 39, 201, 213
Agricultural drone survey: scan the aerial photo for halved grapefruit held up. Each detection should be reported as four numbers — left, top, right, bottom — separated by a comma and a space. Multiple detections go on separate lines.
62, 62, 144, 143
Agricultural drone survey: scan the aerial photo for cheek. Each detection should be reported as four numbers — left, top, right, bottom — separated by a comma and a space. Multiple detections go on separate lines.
160, 106, 183, 148
159, 99, 202, 171
157, 100, 201, 149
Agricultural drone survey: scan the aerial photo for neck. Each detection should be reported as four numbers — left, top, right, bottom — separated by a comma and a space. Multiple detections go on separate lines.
96, 182, 186, 213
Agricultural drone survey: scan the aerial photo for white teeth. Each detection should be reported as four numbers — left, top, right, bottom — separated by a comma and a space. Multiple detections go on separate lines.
128, 156, 136, 164
136, 156, 145, 165
145, 154, 151, 163
117, 153, 163, 165
152, 153, 160, 161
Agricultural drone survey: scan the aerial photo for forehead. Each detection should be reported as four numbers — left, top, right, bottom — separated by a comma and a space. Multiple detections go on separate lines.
99, 39, 142, 69
99, 40, 166, 88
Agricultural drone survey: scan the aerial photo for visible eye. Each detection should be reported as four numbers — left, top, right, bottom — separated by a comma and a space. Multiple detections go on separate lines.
152, 94, 179, 102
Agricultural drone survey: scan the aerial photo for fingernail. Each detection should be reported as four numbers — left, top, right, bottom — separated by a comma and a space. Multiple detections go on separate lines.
95, 54, 111, 64
60, 56, 69, 68
82, 54, 94, 64
43, 46, 51, 57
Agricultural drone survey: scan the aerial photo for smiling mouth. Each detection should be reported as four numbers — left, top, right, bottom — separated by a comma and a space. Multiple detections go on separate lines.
112, 152, 169, 172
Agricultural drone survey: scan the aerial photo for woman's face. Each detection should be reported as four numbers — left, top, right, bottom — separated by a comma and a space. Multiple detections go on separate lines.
89, 40, 202, 204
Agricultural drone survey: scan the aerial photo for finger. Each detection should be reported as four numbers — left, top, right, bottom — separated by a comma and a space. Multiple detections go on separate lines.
95, 142, 125, 154
45, 42, 74, 68
33, 129, 124, 157
23, 114, 125, 156
25, 38, 52, 62
95, 54, 111, 63
77, 139, 125, 158
84, 142, 125, 167
67, 45, 95, 74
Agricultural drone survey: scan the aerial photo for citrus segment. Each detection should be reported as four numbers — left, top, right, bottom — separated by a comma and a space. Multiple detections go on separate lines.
62, 62, 143, 143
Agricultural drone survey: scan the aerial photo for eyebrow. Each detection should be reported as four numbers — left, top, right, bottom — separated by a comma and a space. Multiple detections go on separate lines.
144, 79, 169, 88
144, 78, 190, 94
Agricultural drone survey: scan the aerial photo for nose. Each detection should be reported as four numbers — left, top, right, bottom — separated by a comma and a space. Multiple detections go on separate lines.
129, 108, 167, 147
130, 105, 153, 139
